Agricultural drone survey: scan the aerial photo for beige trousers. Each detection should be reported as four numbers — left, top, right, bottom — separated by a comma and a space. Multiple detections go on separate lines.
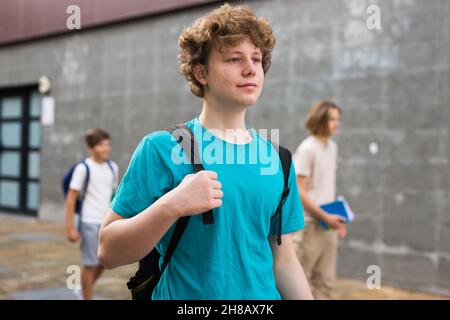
293, 218, 338, 300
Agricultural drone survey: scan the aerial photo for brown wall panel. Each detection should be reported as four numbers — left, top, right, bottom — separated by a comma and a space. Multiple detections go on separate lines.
0, 0, 220, 45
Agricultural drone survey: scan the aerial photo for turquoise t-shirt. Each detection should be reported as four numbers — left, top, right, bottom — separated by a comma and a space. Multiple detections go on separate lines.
111, 117, 304, 300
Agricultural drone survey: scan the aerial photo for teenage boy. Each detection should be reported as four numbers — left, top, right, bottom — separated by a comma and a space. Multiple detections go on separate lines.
98, 4, 312, 300
65, 128, 119, 300
292, 100, 347, 300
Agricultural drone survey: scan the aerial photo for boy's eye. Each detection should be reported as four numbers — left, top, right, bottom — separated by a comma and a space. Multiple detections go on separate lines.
226, 57, 261, 63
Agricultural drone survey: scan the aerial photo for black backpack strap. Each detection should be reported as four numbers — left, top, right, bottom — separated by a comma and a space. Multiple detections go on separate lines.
158, 123, 214, 275
169, 123, 214, 225
270, 142, 292, 245
160, 216, 190, 274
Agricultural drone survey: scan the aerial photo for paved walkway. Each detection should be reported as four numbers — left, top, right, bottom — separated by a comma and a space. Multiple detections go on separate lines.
0, 212, 448, 300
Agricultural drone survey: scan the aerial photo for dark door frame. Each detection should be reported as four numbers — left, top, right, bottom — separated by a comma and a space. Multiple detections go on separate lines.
0, 84, 40, 216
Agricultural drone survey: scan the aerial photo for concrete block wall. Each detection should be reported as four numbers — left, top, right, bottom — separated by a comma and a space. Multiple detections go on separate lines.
0, 0, 448, 295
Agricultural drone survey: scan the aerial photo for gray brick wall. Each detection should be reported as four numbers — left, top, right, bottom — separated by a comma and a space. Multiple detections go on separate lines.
0, 0, 448, 295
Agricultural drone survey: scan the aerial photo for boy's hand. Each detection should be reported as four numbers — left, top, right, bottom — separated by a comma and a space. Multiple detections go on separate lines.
337, 225, 347, 239
324, 213, 346, 229
67, 227, 81, 242
164, 170, 223, 219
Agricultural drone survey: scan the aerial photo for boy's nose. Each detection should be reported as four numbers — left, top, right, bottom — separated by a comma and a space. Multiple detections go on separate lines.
242, 59, 257, 77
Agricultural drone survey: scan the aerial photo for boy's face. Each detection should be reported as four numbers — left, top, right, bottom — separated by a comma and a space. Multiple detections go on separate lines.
201, 37, 264, 108
327, 108, 341, 137
88, 139, 111, 161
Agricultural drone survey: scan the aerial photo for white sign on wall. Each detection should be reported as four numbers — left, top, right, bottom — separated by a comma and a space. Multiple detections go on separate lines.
41, 96, 55, 126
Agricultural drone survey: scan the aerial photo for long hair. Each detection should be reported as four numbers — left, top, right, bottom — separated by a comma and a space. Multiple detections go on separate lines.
305, 100, 342, 136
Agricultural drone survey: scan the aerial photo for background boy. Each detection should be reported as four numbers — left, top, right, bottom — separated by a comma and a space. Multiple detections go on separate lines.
65, 128, 119, 300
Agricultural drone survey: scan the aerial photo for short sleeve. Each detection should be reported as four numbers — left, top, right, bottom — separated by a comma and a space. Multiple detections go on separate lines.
111, 135, 173, 218
270, 162, 305, 235
69, 163, 87, 191
293, 143, 312, 177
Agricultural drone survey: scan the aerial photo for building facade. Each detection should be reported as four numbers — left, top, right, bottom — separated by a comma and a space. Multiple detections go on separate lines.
0, 0, 448, 295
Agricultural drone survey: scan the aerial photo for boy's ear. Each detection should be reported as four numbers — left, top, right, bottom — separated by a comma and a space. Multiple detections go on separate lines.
193, 64, 207, 85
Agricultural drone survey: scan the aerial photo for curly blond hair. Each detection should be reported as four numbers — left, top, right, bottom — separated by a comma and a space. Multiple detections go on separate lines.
177, 3, 276, 98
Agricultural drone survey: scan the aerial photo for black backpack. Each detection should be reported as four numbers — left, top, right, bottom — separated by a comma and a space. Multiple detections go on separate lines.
126, 124, 292, 300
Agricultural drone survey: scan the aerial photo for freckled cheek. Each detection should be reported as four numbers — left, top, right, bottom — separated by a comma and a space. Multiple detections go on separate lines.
259, 76, 265, 88
257, 85, 263, 96
208, 73, 230, 90
218, 77, 235, 90
257, 70, 264, 86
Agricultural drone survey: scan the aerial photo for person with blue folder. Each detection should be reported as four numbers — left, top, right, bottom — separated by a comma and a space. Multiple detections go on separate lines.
292, 100, 348, 300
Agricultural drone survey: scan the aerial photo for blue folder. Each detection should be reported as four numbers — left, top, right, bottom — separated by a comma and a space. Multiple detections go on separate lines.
319, 196, 355, 230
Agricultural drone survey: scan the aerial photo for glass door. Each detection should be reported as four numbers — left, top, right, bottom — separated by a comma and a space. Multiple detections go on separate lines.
0, 87, 41, 216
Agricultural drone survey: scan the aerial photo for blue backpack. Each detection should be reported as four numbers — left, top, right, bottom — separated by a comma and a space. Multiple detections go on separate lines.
62, 159, 116, 216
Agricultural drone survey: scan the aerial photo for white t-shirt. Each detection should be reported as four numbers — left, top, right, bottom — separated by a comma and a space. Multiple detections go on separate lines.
69, 158, 119, 224
292, 136, 337, 217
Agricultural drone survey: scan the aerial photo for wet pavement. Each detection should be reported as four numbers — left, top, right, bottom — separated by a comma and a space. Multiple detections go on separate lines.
0, 212, 448, 300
